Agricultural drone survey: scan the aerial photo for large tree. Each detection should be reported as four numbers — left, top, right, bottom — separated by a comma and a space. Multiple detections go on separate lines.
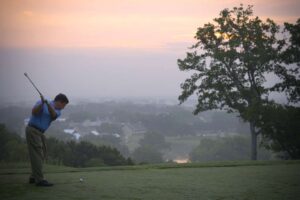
178, 5, 290, 160
259, 19, 300, 159
271, 19, 300, 102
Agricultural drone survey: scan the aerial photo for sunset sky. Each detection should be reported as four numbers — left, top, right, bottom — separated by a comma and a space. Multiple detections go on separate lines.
0, 0, 299, 102
1, 0, 299, 49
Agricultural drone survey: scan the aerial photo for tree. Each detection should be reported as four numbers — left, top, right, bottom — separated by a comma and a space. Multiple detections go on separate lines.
260, 104, 300, 159
178, 5, 289, 160
46, 138, 131, 167
189, 136, 271, 162
131, 132, 169, 164
260, 18, 300, 158
46, 137, 66, 165
271, 19, 300, 102
0, 124, 28, 162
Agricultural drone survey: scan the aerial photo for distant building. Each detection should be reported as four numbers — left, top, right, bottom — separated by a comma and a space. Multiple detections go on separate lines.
91, 130, 100, 136
112, 133, 121, 138
57, 118, 66, 122
64, 128, 81, 140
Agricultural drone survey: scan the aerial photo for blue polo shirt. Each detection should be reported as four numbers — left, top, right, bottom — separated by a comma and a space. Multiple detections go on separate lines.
28, 100, 61, 133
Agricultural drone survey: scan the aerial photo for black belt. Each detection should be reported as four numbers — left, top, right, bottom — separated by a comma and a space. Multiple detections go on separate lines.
28, 124, 45, 133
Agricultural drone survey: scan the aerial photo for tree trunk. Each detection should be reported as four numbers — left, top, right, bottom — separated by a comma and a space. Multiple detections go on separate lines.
250, 121, 257, 160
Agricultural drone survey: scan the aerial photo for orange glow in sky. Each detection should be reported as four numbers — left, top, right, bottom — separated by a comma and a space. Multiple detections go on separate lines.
1, 0, 299, 49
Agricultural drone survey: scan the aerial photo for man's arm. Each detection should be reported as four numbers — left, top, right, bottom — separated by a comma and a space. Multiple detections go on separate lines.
45, 101, 57, 120
32, 96, 57, 120
32, 96, 45, 116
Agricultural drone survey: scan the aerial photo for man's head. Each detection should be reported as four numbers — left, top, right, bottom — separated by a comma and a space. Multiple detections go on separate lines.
54, 93, 69, 110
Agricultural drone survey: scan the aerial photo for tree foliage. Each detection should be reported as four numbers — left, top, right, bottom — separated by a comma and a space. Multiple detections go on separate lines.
0, 124, 28, 162
178, 5, 282, 117
177, 4, 299, 160
47, 139, 132, 167
271, 19, 300, 103
132, 132, 169, 164
260, 105, 300, 159
189, 136, 271, 161
0, 123, 133, 167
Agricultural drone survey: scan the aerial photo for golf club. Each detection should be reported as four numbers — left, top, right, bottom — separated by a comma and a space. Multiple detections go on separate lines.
24, 72, 44, 97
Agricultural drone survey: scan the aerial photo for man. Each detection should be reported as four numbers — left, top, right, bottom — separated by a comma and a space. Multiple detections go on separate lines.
26, 93, 69, 187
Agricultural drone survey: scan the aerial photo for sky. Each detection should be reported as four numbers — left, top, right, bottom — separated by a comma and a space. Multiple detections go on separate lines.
0, 0, 299, 104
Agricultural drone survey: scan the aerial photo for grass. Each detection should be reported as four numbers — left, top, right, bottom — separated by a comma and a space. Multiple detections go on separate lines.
0, 160, 300, 200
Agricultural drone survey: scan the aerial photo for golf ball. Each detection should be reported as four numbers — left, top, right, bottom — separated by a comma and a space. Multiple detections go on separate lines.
79, 178, 83, 182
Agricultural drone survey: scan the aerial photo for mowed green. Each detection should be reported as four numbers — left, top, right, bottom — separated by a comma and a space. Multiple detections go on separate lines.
0, 161, 300, 200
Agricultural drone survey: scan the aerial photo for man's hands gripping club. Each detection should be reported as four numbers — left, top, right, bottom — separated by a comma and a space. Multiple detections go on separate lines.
32, 95, 57, 120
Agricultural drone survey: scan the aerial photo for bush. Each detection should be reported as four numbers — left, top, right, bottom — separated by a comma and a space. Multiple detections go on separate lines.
189, 136, 272, 162
0, 124, 28, 162
0, 123, 133, 167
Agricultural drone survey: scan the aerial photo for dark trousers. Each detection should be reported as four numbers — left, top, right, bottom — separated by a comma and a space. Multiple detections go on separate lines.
26, 126, 47, 182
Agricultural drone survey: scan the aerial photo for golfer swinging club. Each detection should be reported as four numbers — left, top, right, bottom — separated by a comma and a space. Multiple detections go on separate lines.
25, 75, 69, 186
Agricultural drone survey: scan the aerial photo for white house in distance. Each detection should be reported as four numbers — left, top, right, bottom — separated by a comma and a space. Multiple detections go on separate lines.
64, 128, 81, 140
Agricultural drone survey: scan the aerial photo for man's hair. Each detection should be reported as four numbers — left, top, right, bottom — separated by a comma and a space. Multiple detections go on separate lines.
54, 93, 69, 104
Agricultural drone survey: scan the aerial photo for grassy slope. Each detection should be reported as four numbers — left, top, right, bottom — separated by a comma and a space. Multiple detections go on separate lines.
0, 161, 300, 200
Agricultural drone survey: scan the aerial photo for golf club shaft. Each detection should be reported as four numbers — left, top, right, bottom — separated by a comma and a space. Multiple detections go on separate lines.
24, 73, 43, 96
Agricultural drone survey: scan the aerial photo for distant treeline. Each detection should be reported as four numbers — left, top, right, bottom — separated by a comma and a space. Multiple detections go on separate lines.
0, 102, 250, 137
66, 102, 250, 136
0, 124, 133, 167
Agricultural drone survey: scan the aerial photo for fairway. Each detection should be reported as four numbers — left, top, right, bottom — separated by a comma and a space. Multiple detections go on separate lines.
0, 161, 300, 200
